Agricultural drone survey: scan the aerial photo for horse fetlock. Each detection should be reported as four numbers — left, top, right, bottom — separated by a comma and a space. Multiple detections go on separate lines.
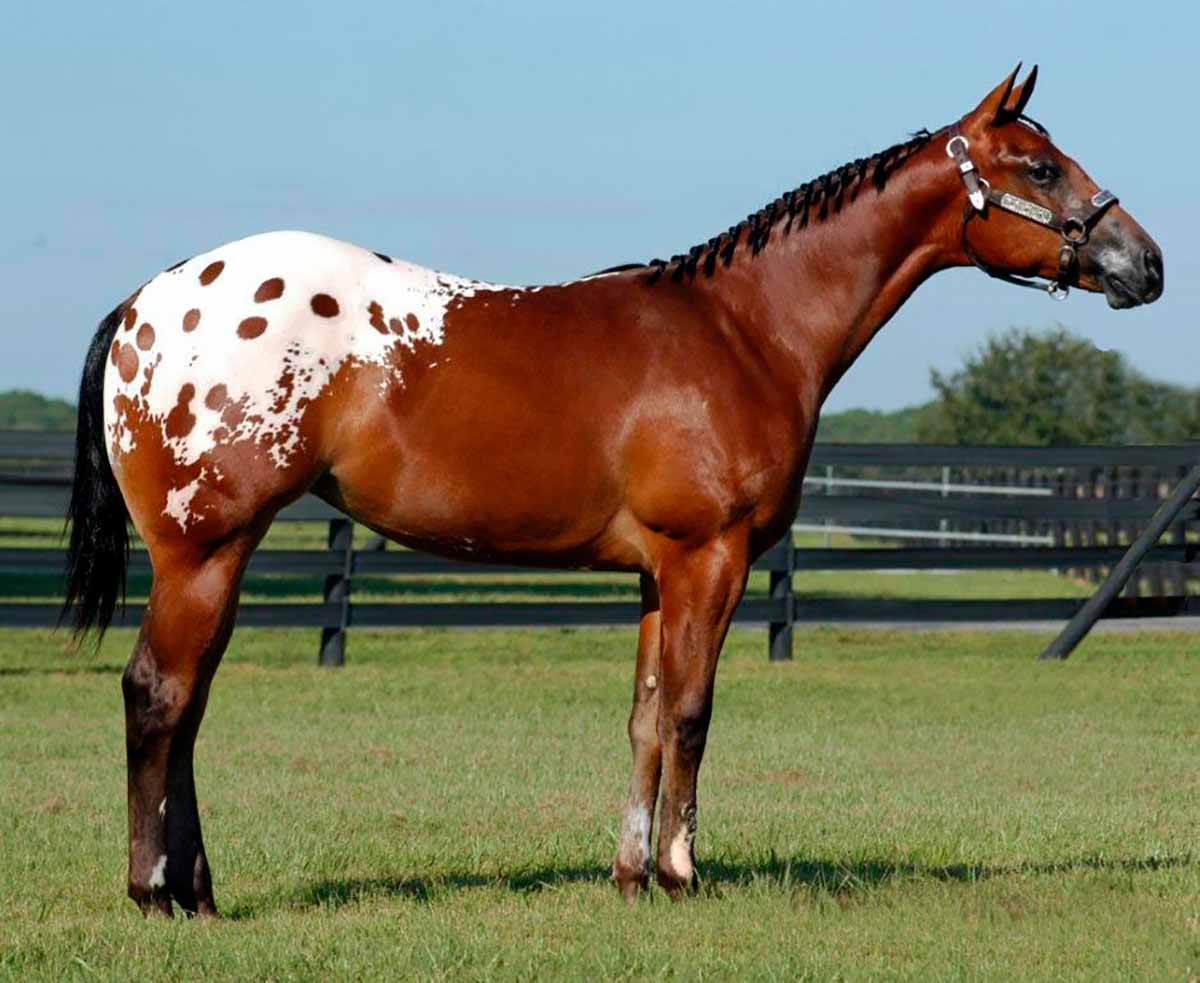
657, 803, 698, 898
655, 858, 699, 899
128, 855, 173, 918
167, 847, 216, 916
612, 802, 653, 901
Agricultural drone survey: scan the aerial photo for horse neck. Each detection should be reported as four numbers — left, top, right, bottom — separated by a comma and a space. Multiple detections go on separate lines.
704, 148, 962, 411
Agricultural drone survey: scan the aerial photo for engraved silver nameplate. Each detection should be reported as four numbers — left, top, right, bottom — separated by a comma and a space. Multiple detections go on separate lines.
998, 193, 1054, 226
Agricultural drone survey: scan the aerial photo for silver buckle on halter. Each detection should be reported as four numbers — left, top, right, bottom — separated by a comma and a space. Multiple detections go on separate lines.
945, 134, 969, 158
946, 135, 986, 211
1091, 189, 1116, 209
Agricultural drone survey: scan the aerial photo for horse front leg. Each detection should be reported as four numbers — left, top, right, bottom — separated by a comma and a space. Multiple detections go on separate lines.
653, 532, 749, 898
612, 574, 663, 902
123, 539, 251, 917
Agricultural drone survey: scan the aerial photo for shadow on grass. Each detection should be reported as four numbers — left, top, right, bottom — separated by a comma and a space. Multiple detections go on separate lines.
0, 662, 126, 676
230, 853, 1190, 917
699, 853, 1187, 893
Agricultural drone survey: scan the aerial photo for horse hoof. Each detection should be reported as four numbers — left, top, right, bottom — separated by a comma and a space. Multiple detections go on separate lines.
611, 866, 649, 904
655, 867, 699, 900
129, 887, 173, 918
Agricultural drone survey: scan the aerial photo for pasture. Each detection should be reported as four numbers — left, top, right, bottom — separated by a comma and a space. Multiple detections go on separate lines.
2, 622, 1198, 979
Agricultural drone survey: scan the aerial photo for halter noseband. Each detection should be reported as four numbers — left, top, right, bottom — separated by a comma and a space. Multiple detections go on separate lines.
946, 123, 1118, 300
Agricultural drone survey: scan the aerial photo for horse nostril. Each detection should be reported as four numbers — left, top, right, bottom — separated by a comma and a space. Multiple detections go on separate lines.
1143, 249, 1163, 284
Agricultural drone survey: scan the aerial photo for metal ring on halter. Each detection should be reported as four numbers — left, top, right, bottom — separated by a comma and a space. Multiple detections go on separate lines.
1062, 217, 1089, 245
1048, 282, 1070, 301
946, 134, 970, 157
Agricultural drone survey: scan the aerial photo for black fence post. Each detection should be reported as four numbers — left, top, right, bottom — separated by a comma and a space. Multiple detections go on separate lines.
319, 518, 354, 667
768, 534, 796, 662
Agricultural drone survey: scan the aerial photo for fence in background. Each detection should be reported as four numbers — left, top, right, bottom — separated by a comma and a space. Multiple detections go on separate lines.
0, 433, 1196, 662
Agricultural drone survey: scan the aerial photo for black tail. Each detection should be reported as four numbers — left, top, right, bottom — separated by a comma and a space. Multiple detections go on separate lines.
61, 305, 130, 640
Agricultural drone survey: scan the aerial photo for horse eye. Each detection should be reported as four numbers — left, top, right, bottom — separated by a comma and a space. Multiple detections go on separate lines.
1029, 162, 1058, 185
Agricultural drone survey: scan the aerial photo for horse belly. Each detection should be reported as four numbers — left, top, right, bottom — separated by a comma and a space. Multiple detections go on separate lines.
320, 369, 631, 566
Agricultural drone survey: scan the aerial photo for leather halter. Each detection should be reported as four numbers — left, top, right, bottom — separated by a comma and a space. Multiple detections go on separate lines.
946, 123, 1118, 300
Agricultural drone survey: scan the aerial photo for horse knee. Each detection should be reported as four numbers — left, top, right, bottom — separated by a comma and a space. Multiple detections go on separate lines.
660, 696, 711, 757
627, 696, 658, 746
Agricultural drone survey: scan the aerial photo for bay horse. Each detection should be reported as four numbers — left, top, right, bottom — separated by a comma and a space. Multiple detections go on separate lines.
63, 66, 1162, 917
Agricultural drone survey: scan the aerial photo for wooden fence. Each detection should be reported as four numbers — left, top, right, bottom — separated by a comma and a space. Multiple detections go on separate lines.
1, 433, 1196, 663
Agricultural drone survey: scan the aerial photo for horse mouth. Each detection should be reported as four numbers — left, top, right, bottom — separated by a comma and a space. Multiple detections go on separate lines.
1102, 274, 1143, 309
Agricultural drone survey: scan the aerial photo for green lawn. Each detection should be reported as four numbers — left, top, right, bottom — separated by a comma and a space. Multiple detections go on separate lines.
2, 624, 1199, 979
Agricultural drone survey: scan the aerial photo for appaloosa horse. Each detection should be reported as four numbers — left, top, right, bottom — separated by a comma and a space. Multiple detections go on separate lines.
63, 66, 1162, 916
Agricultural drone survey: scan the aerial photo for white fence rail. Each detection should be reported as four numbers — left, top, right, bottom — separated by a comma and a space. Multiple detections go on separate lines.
797, 466, 1054, 546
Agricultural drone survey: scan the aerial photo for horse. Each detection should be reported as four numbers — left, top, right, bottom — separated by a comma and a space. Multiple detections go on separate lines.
62, 65, 1162, 917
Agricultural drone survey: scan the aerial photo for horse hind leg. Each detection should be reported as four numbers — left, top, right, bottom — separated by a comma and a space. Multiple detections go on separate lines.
611, 574, 663, 902
123, 530, 262, 916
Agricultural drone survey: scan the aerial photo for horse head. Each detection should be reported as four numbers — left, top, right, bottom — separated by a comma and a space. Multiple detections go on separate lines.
951, 64, 1163, 307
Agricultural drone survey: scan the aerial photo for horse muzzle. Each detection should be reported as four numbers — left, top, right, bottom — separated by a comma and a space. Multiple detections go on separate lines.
1098, 242, 1163, 309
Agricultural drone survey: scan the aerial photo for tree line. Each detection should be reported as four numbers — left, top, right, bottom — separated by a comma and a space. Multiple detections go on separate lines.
817, 327, 1200, 445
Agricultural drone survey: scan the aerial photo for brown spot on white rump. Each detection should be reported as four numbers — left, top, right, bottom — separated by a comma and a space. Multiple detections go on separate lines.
183, 308, 202, 332
136, 323, 155, 351
140, 353, 161, 398
367, 301, 388, 334
124, 307, 137, 331
254, 278, 285, 302
164, 384, 196, 439
405, 313, 419, 330
199, 261, 225, 285
204, 384, 229, 411
117, 344, 139, 384
237, 316, 268, 339
310, 293, 339, 318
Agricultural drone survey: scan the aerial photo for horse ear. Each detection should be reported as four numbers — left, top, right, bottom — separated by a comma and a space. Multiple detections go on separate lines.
969, 64, 1022, 125
1008, 64, 1038, 120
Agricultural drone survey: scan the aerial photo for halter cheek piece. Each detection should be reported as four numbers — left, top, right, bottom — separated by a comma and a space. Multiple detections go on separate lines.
946, 124, 1118, 300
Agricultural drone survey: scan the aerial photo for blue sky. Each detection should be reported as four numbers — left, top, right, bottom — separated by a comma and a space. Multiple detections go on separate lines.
3, 0, 1193, 411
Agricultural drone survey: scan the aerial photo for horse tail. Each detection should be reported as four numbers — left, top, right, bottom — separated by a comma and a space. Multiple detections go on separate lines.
61, 303, 130, 640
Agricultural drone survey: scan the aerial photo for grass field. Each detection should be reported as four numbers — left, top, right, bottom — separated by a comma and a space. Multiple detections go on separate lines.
2, 623, 1199, 980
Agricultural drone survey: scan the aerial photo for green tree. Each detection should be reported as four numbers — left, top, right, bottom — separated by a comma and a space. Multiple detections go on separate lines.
815, 404, 936, 443
916, 326, 1200, 445
0, 390, 75, 431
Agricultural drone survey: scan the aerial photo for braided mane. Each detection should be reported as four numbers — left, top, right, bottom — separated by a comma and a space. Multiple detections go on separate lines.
600, 128, 934, 284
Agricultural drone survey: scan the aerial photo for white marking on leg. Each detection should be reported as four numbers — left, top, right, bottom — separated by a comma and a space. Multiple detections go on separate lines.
148, 854, 168, 889
158, 797, 166, 819
669, 804, 697, 882
644, 674, 657, 690
617, 803, 652, 873
669, 826, 694, 881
